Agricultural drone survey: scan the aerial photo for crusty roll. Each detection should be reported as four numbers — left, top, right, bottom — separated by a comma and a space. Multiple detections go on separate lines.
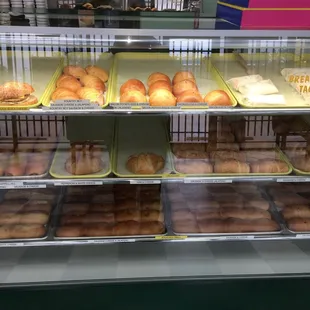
209, 151, 246, 162
63, 65, 87, 79
291, 156, 310, 172
84, 223, 114, 237
173, 79, 198, 97
172, 71, 195, 85
226, 218, 279, 232
113, 221, 140, 235
120, 90, 147, 103
51, 88, 80, 101
172, 209, 196, 222
251, 159, 290, 173
56, 225, 83, 237
173, 150, 209, 159
148, 80, 172, 96
120, 79, 146, 96
10, 224, 46, 239
282, 205, 310, 220
0, 82, 34, 100
204, 90, 232, 106
177, 90, 203, 103
214, 159, 250, 174
85, 65, 109, 83
148, 72, 171, 87
198, 219, 224, 233
173, 220, 200, 233
175, 160, 213, 174
126, 153, 165, 174
80, 75, 106, 92
140, 221, 165, 234
287, 218, 310, 232
115, 209, 141, 222
56, 76, 82, 93
149, 89, 176, 106
77, 87, 105, 105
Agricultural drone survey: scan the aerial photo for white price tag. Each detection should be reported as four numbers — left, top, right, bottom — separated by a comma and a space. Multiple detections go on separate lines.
13, 184, 47, 189
130, 180, 161, 185
277, 178, 310, 183
223, 235, 255, 240
55, 181, 103, 186
296, 234, 310, 238
184, 179, 232, 184
91, 239, 136, 244
50, 100, 101, 110
0, 182, 45, 189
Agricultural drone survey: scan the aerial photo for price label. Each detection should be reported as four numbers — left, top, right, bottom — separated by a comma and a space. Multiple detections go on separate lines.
155, 236, 187, 240
184, 179, 232, 184
0, 182, 46, 189
277, 178, 310, 183
296, 234, 310, 239
130, 180, 161, 185
55, 181, 103, 186
50, 100, 101, 110
91, 239, 136, 244
223, 235, 255, 240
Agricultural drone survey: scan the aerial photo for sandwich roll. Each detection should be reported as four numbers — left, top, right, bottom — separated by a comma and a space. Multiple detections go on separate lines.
282, 205, 310, 219
84, 223, 114, 237
120, 90, 147, 103
148, 80, 172, 96
85, 65, 109, 83
204, 90, 232, 106
214, 159, 250, 174
56, 76, 82, 93
120, 79, 146, 96
10, 224, 46, 239
63, 65, 87, 79
140, 221, 165, 234
177, 90, 203, 103
251, 159, 290, 173
173, 220, 200, 233
80, 75, 106, 92
56, 225, 83, 237
173, 79, 198, 97
148, 72, 171, 86
149, 89, 176, 106
172, 71, 195, 85
287, 218, 310, 232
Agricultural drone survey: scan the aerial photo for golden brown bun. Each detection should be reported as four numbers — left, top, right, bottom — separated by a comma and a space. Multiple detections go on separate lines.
114, 221, 140, 236
149, 89, 176, 106
56, 74, 71, 85
172, 71, 195, 85
147, 72, 171, 87
175, 160, 213, 174
56, 76, 82, 93
0, 82, 34, 100
287, 218, 310, 232
173, 79, 198, 97
80, 75, 106, 92
251, 160, 290, 173
85, 65, 109, 83
0, 95, 38, 106
9, 225, 46, 239
120, 79, 146, 96
56, 225, 83, 237
51, 88, 80, 101
204, 90, 232, 106
177, 90, 203, 103
209, 150, 246, 162
126, 153, 165, 174
173, 150, 209, 159
63, 65, 87, 79
77, 87, 105, 105
120, 90, 147, 103
140, 221, 165, 234
84, 224, 114, 237
148, 80, 172, 96
282, 205, 310, 220
214, 159, 250, 174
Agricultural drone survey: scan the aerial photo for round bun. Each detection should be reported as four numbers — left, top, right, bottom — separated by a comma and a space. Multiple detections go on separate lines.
56, 74, 71, 85
149, 89, 176, 106
148, 80, 172, 96
173, 71, 195, 85
147, 72, 171, 86
126, 153, 165, 174
120, 79, 146, 96
77, 87, 105, 105
52, 88, 80, 101
177, 90, 203, 103
80, 75, 105, 92
173, 79, 198, 97
63, 65, 87, 79
204, 90, 232, 106
175, 160, 213, 174
85, 65, 109, 83
56, 76, 82, 93
120, 90, 147, 103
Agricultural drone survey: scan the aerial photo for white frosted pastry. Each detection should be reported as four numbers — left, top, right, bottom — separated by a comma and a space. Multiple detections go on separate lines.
239, 79, 279, 96
227, 75, 263, 91
245, 94, 286, 105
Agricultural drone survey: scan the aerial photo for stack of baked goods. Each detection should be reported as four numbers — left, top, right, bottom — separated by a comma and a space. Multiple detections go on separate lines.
51, 65, 108, 106
166, 183, 279, 234
56, 185, 165, 238
0, 81, 38, 107
126, 153, 165, 175
0, 189, 56, 239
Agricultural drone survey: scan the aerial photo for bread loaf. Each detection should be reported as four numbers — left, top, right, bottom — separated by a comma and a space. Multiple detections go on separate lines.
282, 205, 310, 219
287, 218, 310, 232
251, 159, 290, 173
175, 160, 213, 174
214, 159, 250, 174
126, 153, 165, 174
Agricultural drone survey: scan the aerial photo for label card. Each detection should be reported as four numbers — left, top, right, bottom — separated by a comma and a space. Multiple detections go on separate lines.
277, 178, 310, 183
50, 100, 101, 110
184, 179, 232, 184
130, 180, 161, 185
54, 181, 103, 186
0, 182, 46, 189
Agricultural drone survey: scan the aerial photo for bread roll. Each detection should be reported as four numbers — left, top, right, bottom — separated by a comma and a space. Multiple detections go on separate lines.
120, 79, 146, 96
204, 90, 232, 106
172, 143, 206, 152
209, 151, 246, 162
141, 210, 164, 222
282, 205, 310, 219
175, 160, 213, 174
214, 159, 250, 174
56, 74, 71, 85
80, 75, 106, 92
172, 71, 195, 85
0, 82, 34, 100
287, 218, 310, 232
148, 72, 171, 86
126, 153, 165, 174
85, 65, 109, 83
63, 65, 87, 79
226, 218, 279, 232
140, 200, 162, 211
25, 160, 49, 176
120, 90, 147, 103
173, 220, 199, 233
10, 224, 46, 239
173, 80, 198, 97
56, 76, 82, 93
140, 190, 160, 201
291, 156, 310, 172
247, 200, 269, 210
198, 219, 225, 233
115, 199, 138, 210
114, 221, 140, 235
5, 155, 27, 176
221, 207, 271, 220
173, 150, 209, 159
0, 226, 11, 239
177, 90, 203, 103
52, 88, 80, 101
196, 209, 221, 220
115, 209, 141, 222
0, 213, 21, 225
149, 89, 176, 106
56, 225, 83, 237
140, 221, 165, 234
188, 200, 220, 211
172, 210, 196, 222
148, 80, 172, 96
89, 203, 114, 213
251, 159, 290, 173
84, 223, 114, 236
23, 203, 52, 214
77, 87, 105, 105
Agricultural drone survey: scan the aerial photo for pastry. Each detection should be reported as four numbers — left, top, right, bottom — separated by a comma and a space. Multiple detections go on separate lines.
175, 160, 213, 174
149, 89, 176, 106
126, 153, 165, 174
173, 79, 198, 97
120, 79, 146, 96
287, 218, 310, 232
63, 65, 87, 79
85, 65, 109, 83
80, 75, 106, 92
282, 205, 310, 219
120, 90, 147, 103
51, 88, 80, 101
56, 76, 82, 93
177, 90, 203, 103
214, 159, 250, 174
204, 90, 232, 106
251, 159, 290, 173
148, 80, 172, 96
172, 71, 195, 85
77, 87, 105, 105
147, 72, 171, 87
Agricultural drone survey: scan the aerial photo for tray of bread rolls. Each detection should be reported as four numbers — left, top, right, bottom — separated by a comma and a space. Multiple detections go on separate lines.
112, 116, 174, 178
0, 188, 58, 241
49, 140, 111, 179
283, 144, 310, 176
107, 52, 237, 109
0, 139, 56, 179
264, 183, 310, 234
165, 183, 283, 236
211, 52, 310, 108
45, 52, 113, 108
54, 184, 166, 239
0, 51, 64, 110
